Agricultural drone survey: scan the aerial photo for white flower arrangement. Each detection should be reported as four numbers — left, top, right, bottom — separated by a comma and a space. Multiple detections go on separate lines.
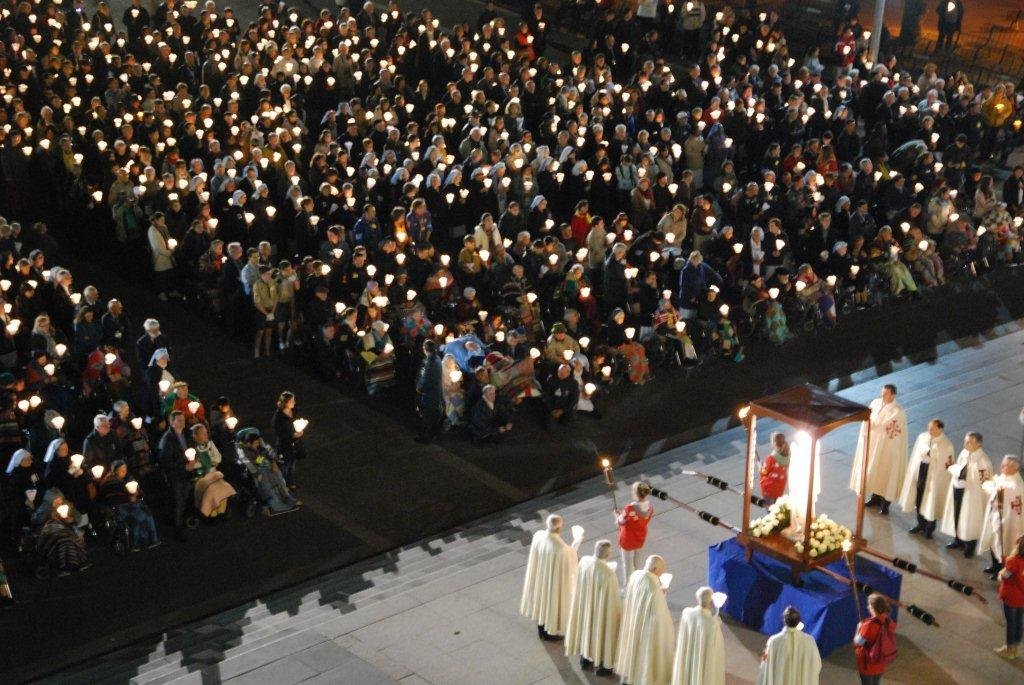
749, 496, 792, 538
805, 514, 851, 557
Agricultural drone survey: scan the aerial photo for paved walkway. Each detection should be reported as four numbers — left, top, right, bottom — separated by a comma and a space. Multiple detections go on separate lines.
43, 324, 1024, 684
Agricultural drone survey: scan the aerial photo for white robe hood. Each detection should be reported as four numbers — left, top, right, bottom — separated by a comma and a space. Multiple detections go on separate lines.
520, 529, 578, 635
670, 606, 725, 685
565, 555, 621, 668
850, 398, 908, 501
615, 570, 675, 685
756, 626, 821, 685
897, 431, 954, 519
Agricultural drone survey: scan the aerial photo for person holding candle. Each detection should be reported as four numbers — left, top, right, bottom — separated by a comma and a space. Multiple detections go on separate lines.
136, 319, 170, 369
995, 534, 1024, 659
143, 347, 174, 428
252, 265, 279, 359
147, 212, 179, 302
98, 460, 160, 550
978, 455, 1024, 578
159, 411, 198, 541
162, 381, 206, 426
672, 587, 726, 685
37, 496, 89, 574
190, 424, 237, 519
543, 363, 579, 429
617, 482, 655, 585
271, 391, 305, 488
898, 418, 954, 538
415, 340, 444, 443
234, 427, 300, 515
757, 606, 821, 685
83, 414, 118, 469
4, 448, 39, 541
360, 320, 397, 395
605, 308, 650, 385
852, 594, 897, 684
941, 431, 993, 558
616, 555, 675, 685
42, 439, 91, 522
565, 539, 621, 676
521, 513, 583, 641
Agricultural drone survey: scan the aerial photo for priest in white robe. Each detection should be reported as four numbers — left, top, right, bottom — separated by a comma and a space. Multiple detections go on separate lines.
850, 384, 908, 515
616, 555, 675, 685
520, 514, 582, 640
978, 455, 1024, 577
898, 418, 954, 538
940, 431, 993, 558
671, 587, 725, 685
565, 540, 621, 675
756, 606, 821, 685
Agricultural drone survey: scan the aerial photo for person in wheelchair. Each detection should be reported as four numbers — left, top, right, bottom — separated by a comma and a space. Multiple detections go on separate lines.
652, 298, 698, 366
869, 226, 920, 298
696, 289, 744, 362
234, 428, 300, 515
190, 423, 237, 519
97, 460, 160, 551
36, 496, 89, 574
360, 320, 398, 395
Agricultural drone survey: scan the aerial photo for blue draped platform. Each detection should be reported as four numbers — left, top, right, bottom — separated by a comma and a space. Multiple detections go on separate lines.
708, 538, 902, 657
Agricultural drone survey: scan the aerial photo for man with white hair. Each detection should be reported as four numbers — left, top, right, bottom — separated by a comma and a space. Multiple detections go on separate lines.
978, 454, 1024, 577
616, 555, 674, 685
565, 539, 621, 676
82, 413, 117, 468
136, 318, 169, 366
671, 587, 725, 685
521, 514, 583, 641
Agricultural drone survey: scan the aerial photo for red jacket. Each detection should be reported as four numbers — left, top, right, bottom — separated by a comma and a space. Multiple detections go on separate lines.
618, 502, 653, 551
759, 455, 788, 499
1000, 555, 1024, 608
855, 616, 895, 675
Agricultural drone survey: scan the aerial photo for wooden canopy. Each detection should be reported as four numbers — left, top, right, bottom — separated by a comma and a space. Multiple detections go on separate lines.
739, 384, 872, 581
747, 384, 871, 437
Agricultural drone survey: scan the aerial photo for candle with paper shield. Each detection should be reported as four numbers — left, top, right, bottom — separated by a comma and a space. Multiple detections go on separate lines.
659, 572, 673, 590
225, 416, 238, 430
126, 481, 139, 495
185, 448, 196, 461
158, 380, 171, 393
104, 352, 117, 365
57, 503, 70, 519
712, 592, 728, 609
71, 454, 84, 469
571, 525, 585, 544
51, 415, 65, 431
293, 418, 309, 433
131, 417, 143, 430
91, 465, 104, 479
187, 400, 201, 414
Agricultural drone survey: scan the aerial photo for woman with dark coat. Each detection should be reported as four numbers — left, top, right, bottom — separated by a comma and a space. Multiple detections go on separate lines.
271, 391, 304, 487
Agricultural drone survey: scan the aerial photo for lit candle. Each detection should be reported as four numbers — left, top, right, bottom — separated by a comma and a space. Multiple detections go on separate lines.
625, 327, 636, 339
57, 503, 70, 518
187, 400, 201, 414
159, 380, 171, 393
293, 418, 309, 433
131, 417, 143, 430
563, 349, 574, 361
91, 464, 104, 479
449, 370, 463, 383
579, 336, 591, 348
104, 352, 117, 365
530, 347, 541, 359
185, 447, 196, 461
43, 363, 55, 375
601, 365, 612, 378
52, 415, 65, 430
660, 572, 674, 590
718, 304, 730, 317
126, 481, 139, 495
225, 416, 238, 430
17, 399, 29, 412
29, 395, 41, 408
71, 454, 84, 469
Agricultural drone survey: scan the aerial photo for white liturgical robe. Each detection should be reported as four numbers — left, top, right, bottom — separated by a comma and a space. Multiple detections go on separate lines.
897, 431, 954, 520
615, 570, 675, 685
565, 555, 621, 668
756, 626, 821, 685
940, 448, 994, 541
670, 606, 725, 685
978, 472, 1024, 562
850, 398, 908, 502
520, 529, 578, 635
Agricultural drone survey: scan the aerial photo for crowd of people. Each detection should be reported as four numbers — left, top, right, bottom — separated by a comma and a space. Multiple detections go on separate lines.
0, 0, 1022, 621
0, 0, 1020, 449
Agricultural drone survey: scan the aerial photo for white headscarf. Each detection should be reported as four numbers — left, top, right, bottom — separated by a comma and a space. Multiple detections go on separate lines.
7, 448, 30, 474
44, 438, 66, 464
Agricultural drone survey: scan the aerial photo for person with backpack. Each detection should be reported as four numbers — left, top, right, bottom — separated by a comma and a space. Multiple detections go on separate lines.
995, 534, 1024, 659
853, 593, 897, 684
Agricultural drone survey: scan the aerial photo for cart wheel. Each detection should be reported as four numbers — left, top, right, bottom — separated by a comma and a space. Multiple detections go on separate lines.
185, 514, 200, 530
